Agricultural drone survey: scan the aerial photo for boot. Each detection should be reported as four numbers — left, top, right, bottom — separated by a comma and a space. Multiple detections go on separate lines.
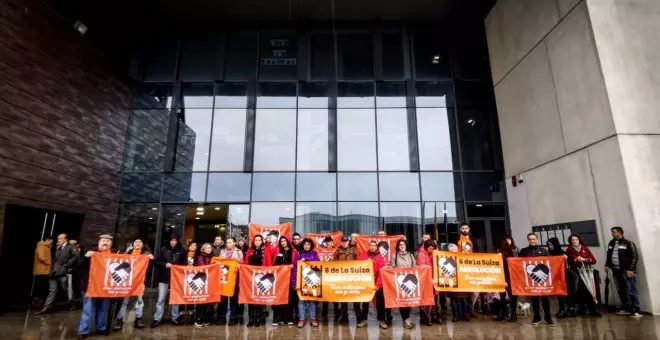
247, 313, 255, 327
495, 308, 507, 321
134, 318, 145, 329
557, 309, 568, 319
112, 319, 123, 332
508, 311, 517, 322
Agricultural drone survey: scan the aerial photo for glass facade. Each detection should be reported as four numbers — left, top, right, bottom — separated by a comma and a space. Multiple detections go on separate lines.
119, 23, 506, 250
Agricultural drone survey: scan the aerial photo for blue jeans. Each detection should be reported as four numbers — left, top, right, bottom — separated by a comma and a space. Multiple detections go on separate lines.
117, 295, 144, 320
77, 295, 110, 335
613, 269, 641, 313
298, 301, 316, 321
154, 282, 179, 321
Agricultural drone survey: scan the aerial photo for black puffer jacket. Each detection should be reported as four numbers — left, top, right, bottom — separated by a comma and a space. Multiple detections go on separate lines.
605, 237, 638, 271
546, 237, 565, 256
519, 245, 549, 258
154, 244, 186, 283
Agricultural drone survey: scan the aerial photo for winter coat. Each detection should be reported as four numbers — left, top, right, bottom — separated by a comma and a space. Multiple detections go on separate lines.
218, 247, 244, 263
291, 250, 320, 289
50, 243, 78, 277
547, 237, 565, 256
196, 252, 213, 266
334, 245, 358, 261
605, 237, 638, 271
33, 241, 52, 275
566, 245, 596, 268
358, 250, 385, 289
212, 243, 225, 257
416, 250, 433, 267
245, 246, 273, 266
390, 251, 416, 268
271, 236, 297, 266
519, 245, 549, 258
154, 244, 186, 283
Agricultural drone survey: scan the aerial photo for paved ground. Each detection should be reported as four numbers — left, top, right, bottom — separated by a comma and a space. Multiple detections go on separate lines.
1, 305, 658, 340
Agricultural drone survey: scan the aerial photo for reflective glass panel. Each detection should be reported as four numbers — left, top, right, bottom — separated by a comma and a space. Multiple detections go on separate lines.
338, 82, 374, 108
296, 173, 336, 201
182, 83, 214, 108
162, 172, 207, 202
458, 109, 495, 170
377, 108, 410, 170
179, 34, 220, 82
311, 34, 335, 80
415, 81, 454, 107
379, 172, 420, 201
299, 82, 329, 108
207, 173, 251, 202
383, 31, 404, 79
337, 109, 377, 170
175, 109, 212, 171
214, 83, 248, 108
250, 202, 294, 225
376, 82, 407, 108
296, 202, 336, 235
337, 34, 374, 80
251, 173, 295, 201
297, 109, 329, 171
253, 109, 296, 171
338, 202, 379, 236
123, 109, 170, 171
380, 202, 422, 243
463, 172, 505, 202
337, 173, 378, 201
416, 108, 460, 170
412, 30, 451, 80
225, 31, 258, 81
119, 172, 162, 203
423, 202, 463, 245
420, 172, 462, 201
257, 82, 297, 108
209, 109, 247, 171
228, 204, 250, 239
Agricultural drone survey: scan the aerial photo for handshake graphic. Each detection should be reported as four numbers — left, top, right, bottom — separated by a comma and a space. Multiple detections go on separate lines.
525, 263, 550, 284
301, 267, 322, 297
186, 272, 208, 293
254, 273, 275, 294
108, 262, 132, 284
396, 274, 419, 296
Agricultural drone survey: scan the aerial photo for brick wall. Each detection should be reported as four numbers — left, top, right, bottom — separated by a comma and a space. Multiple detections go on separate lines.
0, 0, 130, 249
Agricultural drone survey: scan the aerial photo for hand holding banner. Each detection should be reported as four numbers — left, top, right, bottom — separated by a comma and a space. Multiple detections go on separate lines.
211, 258, 238, 297
296, 260, 376, 302
239, 265, 291, 305
355, 235, 405, 263
432, 251, 505, 292
381, 267, 435, 308
508, 256, 567, 296
86, 253, 149, 298
169, 264, 221, 304
249, 222, 292, 248
306, 232, 343, 261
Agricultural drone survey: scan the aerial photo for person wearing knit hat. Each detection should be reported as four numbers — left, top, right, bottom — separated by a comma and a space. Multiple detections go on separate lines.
151, 234, 187, 328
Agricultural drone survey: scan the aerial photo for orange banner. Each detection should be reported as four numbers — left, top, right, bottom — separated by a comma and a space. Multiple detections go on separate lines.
382, 267, 435, 308
249, 222, 292, 248
86, 253, 149, 298
296, 260, 376, 302
432, 251, 506, 292
355, 235, 405, 263
211, 258, 239, 297
239, 265, 290, 305
508, 256, 567, 296
306, 232, 343, 261
169, 264, 221, 304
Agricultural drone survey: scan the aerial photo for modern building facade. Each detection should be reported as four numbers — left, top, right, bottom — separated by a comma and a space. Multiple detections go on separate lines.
0, 0, 658, 313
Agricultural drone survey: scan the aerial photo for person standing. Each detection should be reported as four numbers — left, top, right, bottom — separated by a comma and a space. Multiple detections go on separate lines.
605, 226, 642, 318
76, 234, 114, 339
357, 240, 387, 329
546, 237, 575, 319
152, 235, 186, 327
272, 236, 297, 326
416, 234, 431, 254
390, 240, 417, 329
292, 233, 303, 252
212, 236, 225, 256
292, 238, 320, 328
194, 243, 214, 327
497, 235, 519, 322
36, 233, 77, 314
245, 235, 272, 327
565, 234, 600, 317
112, 240, 153, 331
333, 236, 361, 324
519, 233, 553, 326
217, 237, 243, 325
416, 239, 437, 326
237, 238, 249, 254
32, 237, 53, 308
456, 224, 477, 318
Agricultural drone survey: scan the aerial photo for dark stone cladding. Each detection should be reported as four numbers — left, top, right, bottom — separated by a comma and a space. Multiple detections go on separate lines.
0, 0, 131, 250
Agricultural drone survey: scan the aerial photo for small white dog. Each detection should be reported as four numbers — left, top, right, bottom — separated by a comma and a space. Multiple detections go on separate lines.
517, 302, 531, 316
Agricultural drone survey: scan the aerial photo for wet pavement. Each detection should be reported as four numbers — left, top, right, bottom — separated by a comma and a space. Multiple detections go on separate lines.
2, 303, 658, 340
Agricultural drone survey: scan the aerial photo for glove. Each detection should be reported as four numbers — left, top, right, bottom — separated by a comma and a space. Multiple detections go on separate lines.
302, 267, 321, 287
109, 262, 132, 284
186, 272, 207, 293
525, 263, 550, 284
438, 257, 457, 276
254, 273, 275, 293
396, 274, 419, 296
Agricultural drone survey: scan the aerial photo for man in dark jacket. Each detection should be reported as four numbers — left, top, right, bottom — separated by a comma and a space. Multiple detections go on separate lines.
152, 235, 186, 327
604, 226, 642, 318
519, 233, 553, 326
36, 233, 78, 314
76, 234, 114, 339
333, 236, 361, 323
212, 236, 225, 256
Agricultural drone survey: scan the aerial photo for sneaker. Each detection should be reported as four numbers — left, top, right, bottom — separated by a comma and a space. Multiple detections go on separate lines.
357, 319, 368, 328
403, 319, 415, 329
545, 318, 554, 326
379, 320, 388, 329
194, 321, 206, 328
616, 310, 629, 315
172, 318, 182, 326
531, 318, 542, 325
311, 319, 319, 327
630, 312, 643, 319
150, 320, 161, 328
272, 322, 278, 327
297, 320, 305, 328
112, 319, 123, 332
287, 321, 294, 326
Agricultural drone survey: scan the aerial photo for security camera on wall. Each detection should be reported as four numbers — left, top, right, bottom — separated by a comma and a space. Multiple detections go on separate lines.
512, 174, 524, 187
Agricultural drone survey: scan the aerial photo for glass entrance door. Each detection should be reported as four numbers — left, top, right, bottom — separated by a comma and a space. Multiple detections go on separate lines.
466, 219, 507, 253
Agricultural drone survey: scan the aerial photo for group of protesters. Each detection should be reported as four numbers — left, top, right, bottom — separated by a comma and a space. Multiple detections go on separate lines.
32, 223, 643, 339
